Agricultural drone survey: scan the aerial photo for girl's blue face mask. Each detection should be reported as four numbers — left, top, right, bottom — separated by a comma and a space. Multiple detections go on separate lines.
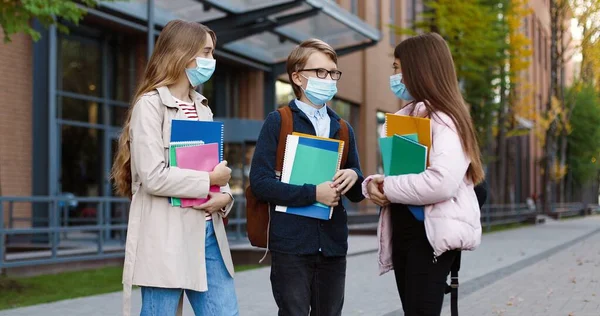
185, 57, 216, 87
390, 73, 414, 101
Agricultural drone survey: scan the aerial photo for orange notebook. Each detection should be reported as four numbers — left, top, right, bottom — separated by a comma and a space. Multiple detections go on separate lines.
384, 113, 432, 164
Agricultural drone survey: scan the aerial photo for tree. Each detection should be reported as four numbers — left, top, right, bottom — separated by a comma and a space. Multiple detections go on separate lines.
539, 0, 572, 212
566, 83, 600, 185
0, 0, 114, 43
392, 0, 506, 172
392, 0, 538, 203
572, 0, 600, 89
496, 0, 533, 204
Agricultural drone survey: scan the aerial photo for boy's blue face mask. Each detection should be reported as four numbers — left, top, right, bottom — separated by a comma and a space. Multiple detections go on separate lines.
301, 74, 338, 106
185, 57, 216, 87
390, 73, 414, 101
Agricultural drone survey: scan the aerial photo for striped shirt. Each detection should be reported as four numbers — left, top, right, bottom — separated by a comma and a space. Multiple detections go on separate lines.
173, 97, 210, 220
174, 97, 198, 119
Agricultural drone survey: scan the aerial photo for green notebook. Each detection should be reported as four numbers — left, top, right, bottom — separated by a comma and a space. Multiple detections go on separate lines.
379, 133, 420, 176
288, 143, 340, 208
378, 134, 427, 221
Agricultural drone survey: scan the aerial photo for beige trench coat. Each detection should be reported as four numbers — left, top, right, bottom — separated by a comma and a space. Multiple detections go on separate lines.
122, 86, 235, 316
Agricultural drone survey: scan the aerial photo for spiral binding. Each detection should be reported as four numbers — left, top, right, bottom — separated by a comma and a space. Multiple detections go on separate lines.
280, 134, 294, 183
219, 123, 224, 162
170, 140, 205, 147
336, 142, 345, 171
384, 115, 389, 137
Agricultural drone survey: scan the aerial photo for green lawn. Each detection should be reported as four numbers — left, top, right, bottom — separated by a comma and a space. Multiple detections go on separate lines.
0, 264, 264, 311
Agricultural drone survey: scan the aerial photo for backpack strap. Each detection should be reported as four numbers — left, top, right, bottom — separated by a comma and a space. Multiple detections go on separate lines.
275, 106, 294, 174
338, 119, 350, 168
449, 251, 461, 316
275, 107, 349, 170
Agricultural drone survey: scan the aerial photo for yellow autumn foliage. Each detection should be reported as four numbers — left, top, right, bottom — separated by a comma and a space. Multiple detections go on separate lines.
534, 96, 572, 147
508, 0, 534, 134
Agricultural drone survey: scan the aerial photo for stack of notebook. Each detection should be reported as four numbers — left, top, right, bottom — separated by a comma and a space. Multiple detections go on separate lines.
275, 133, 345, 220
380, 113, 432, 221
169, 119, 224, 207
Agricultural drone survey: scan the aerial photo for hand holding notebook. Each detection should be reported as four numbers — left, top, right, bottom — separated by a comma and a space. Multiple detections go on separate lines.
175, 143, 221, 207
316, 182, 340, 207
209, 161, 231, 187
169, 120, 224, 206
379, 132, 429, 221
275, 134, 344, 220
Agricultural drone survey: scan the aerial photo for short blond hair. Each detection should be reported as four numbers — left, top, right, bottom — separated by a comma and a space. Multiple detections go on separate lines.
286, 39, 338, 98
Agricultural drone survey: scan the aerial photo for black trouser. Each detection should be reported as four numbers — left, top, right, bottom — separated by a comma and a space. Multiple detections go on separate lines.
270, 251, 346, 316
392, 235, 458, 316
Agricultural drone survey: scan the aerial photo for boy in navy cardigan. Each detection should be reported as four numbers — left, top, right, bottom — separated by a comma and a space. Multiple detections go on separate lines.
250, 39, 365, 316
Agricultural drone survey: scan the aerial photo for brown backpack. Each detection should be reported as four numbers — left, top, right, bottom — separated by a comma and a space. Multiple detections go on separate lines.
245, 106, 350, 248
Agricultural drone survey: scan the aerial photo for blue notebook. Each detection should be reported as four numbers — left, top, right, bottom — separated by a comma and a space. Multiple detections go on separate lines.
171, 120, 224, 161
169, 120, 224, 205
275, 134, 344, 220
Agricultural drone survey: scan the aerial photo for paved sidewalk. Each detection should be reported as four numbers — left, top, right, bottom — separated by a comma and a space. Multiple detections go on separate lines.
439, 228, 600, 316
1, 217, 599, 316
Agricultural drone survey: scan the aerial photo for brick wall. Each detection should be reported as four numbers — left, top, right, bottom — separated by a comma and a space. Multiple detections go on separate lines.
0, 30, 33, 227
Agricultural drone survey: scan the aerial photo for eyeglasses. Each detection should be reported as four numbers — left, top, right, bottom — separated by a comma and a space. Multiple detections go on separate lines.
299, 68, 343, 80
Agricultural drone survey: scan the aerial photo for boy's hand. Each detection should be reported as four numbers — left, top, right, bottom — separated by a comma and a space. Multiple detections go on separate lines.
332, 169, 358, 195
316, 181, 340, 206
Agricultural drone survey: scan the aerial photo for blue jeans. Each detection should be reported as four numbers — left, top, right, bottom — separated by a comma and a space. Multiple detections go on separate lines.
140, 221, 239, 316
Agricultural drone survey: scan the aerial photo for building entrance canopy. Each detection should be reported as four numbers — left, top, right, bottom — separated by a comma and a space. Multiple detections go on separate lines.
100, 0, 381, 73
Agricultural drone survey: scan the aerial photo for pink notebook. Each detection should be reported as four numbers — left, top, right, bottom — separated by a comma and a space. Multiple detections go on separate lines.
175, 143, 220, 207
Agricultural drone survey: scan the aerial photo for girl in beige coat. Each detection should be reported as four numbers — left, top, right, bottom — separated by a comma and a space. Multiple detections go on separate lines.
112, 20, 238, 316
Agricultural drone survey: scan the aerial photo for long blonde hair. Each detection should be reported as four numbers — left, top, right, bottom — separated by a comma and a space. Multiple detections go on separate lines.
111, 20, 216, 197
395, 33, 485, 184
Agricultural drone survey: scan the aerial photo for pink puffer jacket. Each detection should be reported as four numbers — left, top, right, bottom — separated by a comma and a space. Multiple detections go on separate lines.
362, 102, 482, 275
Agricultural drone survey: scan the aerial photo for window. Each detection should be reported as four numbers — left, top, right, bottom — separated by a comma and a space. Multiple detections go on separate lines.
538, 24, 542, 64
376, 0, 381, 29
330, 98, 360, 135
390, 0, 396, 46
208, 62, 240, 117
276, 80, 296, 108
543, 35, 547, 70
56, 29, 136, 212
351, 0, 358, 15
405, 0, 414, 28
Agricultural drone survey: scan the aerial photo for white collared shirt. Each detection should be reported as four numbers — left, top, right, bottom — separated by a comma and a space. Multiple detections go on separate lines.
295, 99, 330, 138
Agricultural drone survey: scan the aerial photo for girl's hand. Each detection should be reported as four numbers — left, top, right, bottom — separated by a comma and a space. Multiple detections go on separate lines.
332, 169, 359, 195
209, 161, 231, 187
194, 192, 233, 214
367, 175, 390, 207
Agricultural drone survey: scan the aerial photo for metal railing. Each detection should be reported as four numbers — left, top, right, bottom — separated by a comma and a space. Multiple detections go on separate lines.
0, 196, 130, 269
481, 203, 537, 230
1, 195, 597, 270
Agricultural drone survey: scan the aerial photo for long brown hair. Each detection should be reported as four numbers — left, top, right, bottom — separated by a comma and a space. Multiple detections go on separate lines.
395, 33, 484, 184
111, 20, 216, 197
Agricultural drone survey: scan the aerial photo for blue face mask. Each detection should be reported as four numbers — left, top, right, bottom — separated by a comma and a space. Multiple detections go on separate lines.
390, 73, 414, 101
301, 75, 338, 106
185, 57, 216, 87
